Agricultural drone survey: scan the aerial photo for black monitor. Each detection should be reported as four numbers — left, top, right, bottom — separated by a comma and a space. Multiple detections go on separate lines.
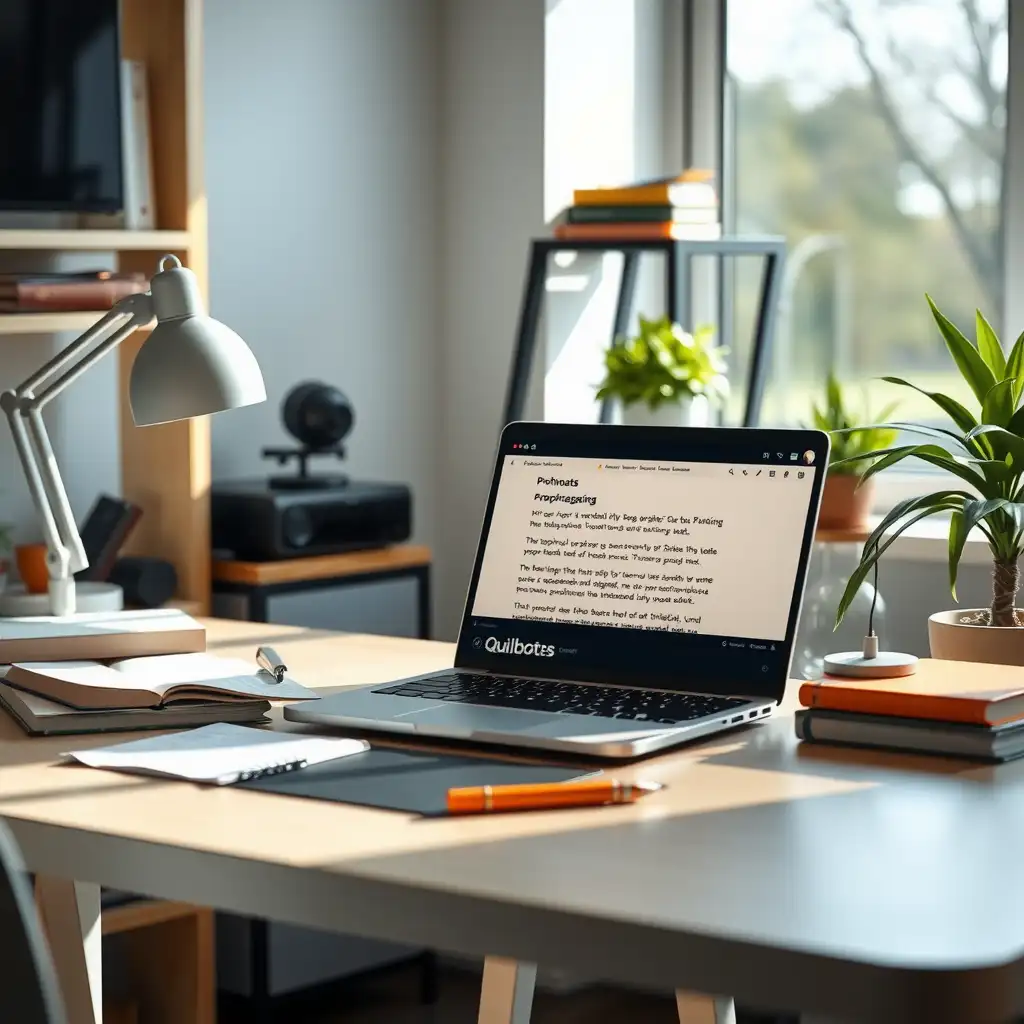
0, 0, 123, 212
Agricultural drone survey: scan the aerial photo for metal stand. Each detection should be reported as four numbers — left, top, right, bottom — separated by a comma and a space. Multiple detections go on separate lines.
502, 236, 786, 428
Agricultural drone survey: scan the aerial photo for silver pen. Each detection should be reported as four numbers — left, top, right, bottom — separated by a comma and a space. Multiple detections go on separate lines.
256, 645, 287, 683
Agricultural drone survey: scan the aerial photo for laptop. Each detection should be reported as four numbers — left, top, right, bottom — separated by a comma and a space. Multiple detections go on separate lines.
287, 422, 829, 759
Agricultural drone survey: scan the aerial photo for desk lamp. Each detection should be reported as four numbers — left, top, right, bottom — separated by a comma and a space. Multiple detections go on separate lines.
0, 255, 266, 617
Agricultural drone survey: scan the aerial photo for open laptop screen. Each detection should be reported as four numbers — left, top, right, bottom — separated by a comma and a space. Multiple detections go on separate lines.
455, 423, 829, 701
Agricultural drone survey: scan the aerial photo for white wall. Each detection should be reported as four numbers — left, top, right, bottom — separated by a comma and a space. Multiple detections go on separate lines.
204, 0, 440, 569
436, 0, 547, 637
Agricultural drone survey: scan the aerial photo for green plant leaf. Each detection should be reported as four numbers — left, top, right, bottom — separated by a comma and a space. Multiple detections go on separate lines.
1007, 329, 1024, 405
976, 309, 1006, 378
982, 378, 1017, 429
860, 443, 990, 491
927, 295, 997, 404
835, 507, 954, 627
879, 377, 978, 433
965, 424, 1024, 470
948, 498, 1009, 598
860, 490, 968, 559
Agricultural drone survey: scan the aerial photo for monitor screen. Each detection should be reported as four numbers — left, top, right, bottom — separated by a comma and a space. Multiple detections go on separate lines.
0, 0, 122, 211
455, 423, 828, 701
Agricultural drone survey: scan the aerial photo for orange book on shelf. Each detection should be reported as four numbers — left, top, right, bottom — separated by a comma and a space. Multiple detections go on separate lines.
554, 221, 722, 242
799, 659, 1024, 726
573, 171, 716, 207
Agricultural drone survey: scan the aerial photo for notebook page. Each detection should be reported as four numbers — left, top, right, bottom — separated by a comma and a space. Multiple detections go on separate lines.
67, 723, 368, 784
112, 653, 316, 701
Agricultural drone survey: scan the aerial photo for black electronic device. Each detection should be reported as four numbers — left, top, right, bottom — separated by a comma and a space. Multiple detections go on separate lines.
211, 479, 412, 561
109, 556, 177, 608
75, 495, 142, 582
262, 381, 355, 490
0, 0, 123, 211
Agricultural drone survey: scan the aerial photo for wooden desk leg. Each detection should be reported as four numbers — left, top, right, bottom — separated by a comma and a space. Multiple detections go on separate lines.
35, 876, 102, 1024
478, 957, 537, 1024
675, 990, 736, 1024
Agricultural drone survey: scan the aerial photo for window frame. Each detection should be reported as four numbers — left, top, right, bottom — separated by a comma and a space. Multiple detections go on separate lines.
688, 0, 1024, 511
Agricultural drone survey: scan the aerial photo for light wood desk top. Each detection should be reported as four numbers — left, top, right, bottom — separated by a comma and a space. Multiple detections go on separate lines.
2, 619, 1024, 1023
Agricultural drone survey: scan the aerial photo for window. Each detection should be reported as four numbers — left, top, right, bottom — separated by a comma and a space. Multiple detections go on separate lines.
723, 0, 1008, 432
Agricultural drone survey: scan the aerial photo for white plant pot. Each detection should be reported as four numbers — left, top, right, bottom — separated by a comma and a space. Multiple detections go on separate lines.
620, 395, 710, 428
928, 608, 1024, 665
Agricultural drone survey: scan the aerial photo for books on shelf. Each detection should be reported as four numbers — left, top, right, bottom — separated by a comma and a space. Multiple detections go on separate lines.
554, 222, 722, 242
0, 609, 205, 663
120, 59, 157, 230
572, 170, 717, 208
795, 659, 1024, 762
559, 169, 720, 243
3, 652, 317, 710
0, 271, 148, 312
0, 682, 271, 737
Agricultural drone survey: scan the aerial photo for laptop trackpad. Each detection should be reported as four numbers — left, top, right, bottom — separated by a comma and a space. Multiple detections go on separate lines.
406, 705, 553, 733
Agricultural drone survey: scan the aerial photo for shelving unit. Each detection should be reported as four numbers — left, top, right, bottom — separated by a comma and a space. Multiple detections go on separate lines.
0, 312, 108, 336
0, 0, 211, 610
0, 229, 191, 251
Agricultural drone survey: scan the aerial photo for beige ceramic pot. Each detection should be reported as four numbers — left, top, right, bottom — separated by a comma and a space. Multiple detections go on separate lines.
928, 609, 1024, 665
817, 474, 875, 531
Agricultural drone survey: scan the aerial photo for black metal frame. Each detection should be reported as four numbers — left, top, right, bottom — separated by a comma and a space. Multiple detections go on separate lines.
502, 236, 786, 428
214, 564, 432, 640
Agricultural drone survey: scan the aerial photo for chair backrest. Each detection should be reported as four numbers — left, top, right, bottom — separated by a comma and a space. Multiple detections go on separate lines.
0, 820, 67, 1024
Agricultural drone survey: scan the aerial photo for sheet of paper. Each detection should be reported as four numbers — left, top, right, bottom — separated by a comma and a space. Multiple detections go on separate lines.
66, 722, 368, 784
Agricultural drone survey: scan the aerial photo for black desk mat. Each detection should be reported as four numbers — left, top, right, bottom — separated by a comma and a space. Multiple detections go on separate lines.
237, 745, 591, 815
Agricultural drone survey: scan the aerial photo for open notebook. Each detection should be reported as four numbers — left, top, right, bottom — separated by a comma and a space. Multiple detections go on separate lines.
4, 653, 316, 710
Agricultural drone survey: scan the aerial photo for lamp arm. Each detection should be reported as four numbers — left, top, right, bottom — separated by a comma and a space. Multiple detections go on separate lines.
0, 293, 154, 601
24, 294, 154, 407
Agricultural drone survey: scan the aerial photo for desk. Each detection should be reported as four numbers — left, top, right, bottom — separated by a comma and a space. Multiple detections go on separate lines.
3, 619, 1024, 1024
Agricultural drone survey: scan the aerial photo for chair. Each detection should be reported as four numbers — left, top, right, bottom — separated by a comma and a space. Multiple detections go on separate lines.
0, 820, 68, 1024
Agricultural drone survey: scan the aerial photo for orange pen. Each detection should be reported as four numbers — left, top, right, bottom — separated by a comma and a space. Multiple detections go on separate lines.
446, 778, 663, 815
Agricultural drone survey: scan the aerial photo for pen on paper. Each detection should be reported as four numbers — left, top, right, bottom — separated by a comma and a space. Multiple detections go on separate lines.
256, 645, 287, 683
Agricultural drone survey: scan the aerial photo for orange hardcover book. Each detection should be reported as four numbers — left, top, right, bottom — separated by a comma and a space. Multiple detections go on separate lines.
573, 170, 716, 207
554, 221, 722, 242
799, 659, 1024, 725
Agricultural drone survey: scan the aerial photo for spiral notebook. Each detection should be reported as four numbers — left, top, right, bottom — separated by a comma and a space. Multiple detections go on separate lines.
65, 723, 368, 785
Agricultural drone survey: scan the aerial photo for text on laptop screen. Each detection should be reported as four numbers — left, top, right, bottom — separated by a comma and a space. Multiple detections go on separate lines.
473, 456, 813, 641
457, 427, 827, 699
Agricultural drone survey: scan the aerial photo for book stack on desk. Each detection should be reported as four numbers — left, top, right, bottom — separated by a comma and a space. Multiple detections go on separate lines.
554, 170, 722, 243
0, 610, 313, 735
796, 659, 1024, 762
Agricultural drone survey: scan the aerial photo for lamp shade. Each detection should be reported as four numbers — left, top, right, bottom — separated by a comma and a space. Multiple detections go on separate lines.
129, 258, 266, 427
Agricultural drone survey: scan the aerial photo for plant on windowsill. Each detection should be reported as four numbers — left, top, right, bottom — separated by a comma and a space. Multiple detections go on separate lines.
596, 315, 728, 428
834, 296, 1024, 665
808, 373, 898, 531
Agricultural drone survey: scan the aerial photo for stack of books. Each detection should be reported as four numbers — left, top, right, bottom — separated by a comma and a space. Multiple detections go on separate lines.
0, 610, 315, 736
796, 660, 1024, 762
554, 170, 721, 243
0, 271, 148, 313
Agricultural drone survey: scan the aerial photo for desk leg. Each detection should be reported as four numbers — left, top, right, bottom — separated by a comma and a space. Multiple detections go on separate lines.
478, 957, 537, 1024
676, 990, 736, 1024
35, 876, 102, 1024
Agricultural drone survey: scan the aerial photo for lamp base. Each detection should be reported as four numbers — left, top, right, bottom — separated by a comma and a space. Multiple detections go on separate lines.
0, 582, 123, 617
823, 650, 919, 678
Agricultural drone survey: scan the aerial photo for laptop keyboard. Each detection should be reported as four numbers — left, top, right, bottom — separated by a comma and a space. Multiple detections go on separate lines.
374, 674, 747, 724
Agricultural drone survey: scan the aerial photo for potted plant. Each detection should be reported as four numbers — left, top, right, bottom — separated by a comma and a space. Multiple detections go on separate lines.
835, 296, 1024, 664
809, 373, 897, 531
596, 315, 728, 427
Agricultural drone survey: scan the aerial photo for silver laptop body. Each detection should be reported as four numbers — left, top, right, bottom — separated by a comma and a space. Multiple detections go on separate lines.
287, 422, 828, 760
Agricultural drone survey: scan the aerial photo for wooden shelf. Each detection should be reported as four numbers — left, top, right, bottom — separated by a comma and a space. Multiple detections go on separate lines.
0, 229, 191, 252
0, 311, 108, 335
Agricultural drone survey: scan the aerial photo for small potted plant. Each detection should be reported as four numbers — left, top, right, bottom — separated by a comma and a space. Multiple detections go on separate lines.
835, 296, 1024, 665
596, 315, 728, 427
809, 373, 897, 531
